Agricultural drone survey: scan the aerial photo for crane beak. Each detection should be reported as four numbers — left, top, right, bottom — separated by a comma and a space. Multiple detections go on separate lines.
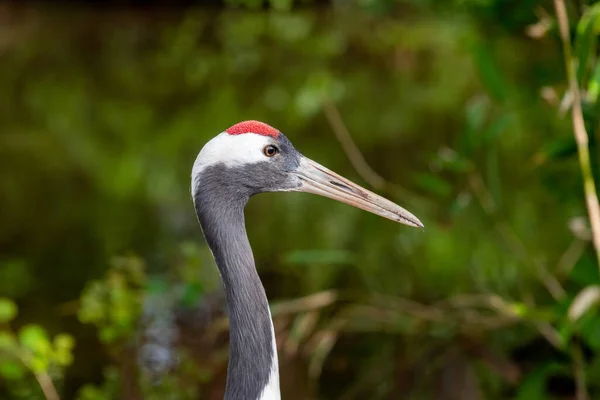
291, 157, 424, 228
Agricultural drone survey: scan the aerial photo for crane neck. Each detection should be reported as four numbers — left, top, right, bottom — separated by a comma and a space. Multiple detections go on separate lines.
193, 174, 280, 400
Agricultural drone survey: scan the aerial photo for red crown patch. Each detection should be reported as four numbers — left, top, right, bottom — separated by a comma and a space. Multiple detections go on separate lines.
226, 120, 279, 138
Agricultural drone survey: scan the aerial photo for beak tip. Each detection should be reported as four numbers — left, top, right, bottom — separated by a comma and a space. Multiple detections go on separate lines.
398, 214, 424, 229
412, 220, 425, 229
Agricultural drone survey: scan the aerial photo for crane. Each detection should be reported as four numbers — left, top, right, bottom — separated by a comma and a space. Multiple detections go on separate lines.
191, 120, 423, 400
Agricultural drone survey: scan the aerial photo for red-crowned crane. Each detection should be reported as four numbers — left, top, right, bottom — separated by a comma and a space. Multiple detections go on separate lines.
191, 121, 423, 400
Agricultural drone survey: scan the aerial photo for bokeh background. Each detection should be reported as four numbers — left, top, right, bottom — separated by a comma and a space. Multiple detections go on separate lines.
2, 0, 600, 399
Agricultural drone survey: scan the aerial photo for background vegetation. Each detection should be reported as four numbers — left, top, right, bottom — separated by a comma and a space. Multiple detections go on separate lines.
1, 0, 600, 399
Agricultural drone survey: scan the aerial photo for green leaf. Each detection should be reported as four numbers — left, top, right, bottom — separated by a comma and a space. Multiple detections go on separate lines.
0, 360, 26, 380
414, 173, 453, 198
570, 255, 600, 286
54, 349, 74, 367
534, 137, 577, 165
18, 324, 52, 372
180, 282, 204, 307
29, 356, 49, 373
587, 62, 600, 103
78, 281, 108, 324
99, 327, 118, 344
470, 41, 508, 102
0, 298, 18, 323
54, 333, 75, 352
76, 385, 105, 400
575, 3, 600, 86
461, 96, 490, 155
18, 325, 50, 353
483, 113, 513, 144
517, 363, 569, 400
53, 333, 75, 366
580, 313, 600, 350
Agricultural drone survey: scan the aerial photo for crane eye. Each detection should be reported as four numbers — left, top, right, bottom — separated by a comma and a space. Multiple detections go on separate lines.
263, 145, 279, 157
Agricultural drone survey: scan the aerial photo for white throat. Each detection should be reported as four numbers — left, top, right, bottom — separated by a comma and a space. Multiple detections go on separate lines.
259, 311, 281, 400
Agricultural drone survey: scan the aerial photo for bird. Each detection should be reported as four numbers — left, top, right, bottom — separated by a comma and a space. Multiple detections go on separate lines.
191, 120, 423, 400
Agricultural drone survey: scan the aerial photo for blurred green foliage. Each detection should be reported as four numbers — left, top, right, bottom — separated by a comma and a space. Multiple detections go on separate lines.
1, 0, 600, 399
73, 254, 208, 400
0, 298, 75, 399
78, 257, 145, 345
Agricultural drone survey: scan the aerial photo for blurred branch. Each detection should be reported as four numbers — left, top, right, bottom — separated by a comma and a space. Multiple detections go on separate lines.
361, 294, 517, 331
322, 98, 386, 190
271, 290, 338, 316
572, 343, 588, 400
568, 285, 600, 322
33, 372, 60, 400
282, 311, 320, 357
555, 238, 587, 278
526, 7, 553, 39
554, 0, 600, 269
448, 294, 560, 347
15, 348, 61, 400
534, 322, 563, 350
321, 97, 435, 211
307, 329, 338, 380
371, 294, 446, 321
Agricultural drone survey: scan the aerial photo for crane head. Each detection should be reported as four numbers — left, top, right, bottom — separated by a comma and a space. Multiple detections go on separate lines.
191, 120, 423, 228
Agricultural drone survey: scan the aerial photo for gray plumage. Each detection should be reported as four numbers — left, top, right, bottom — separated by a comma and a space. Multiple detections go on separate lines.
192, 134, 301, 399
191, 127, 423, 400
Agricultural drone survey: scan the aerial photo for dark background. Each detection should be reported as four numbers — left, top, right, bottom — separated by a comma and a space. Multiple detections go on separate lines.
1, 0, 600, 399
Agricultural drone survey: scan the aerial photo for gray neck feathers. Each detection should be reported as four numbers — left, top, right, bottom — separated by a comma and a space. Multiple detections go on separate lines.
193, 165, 275, 400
